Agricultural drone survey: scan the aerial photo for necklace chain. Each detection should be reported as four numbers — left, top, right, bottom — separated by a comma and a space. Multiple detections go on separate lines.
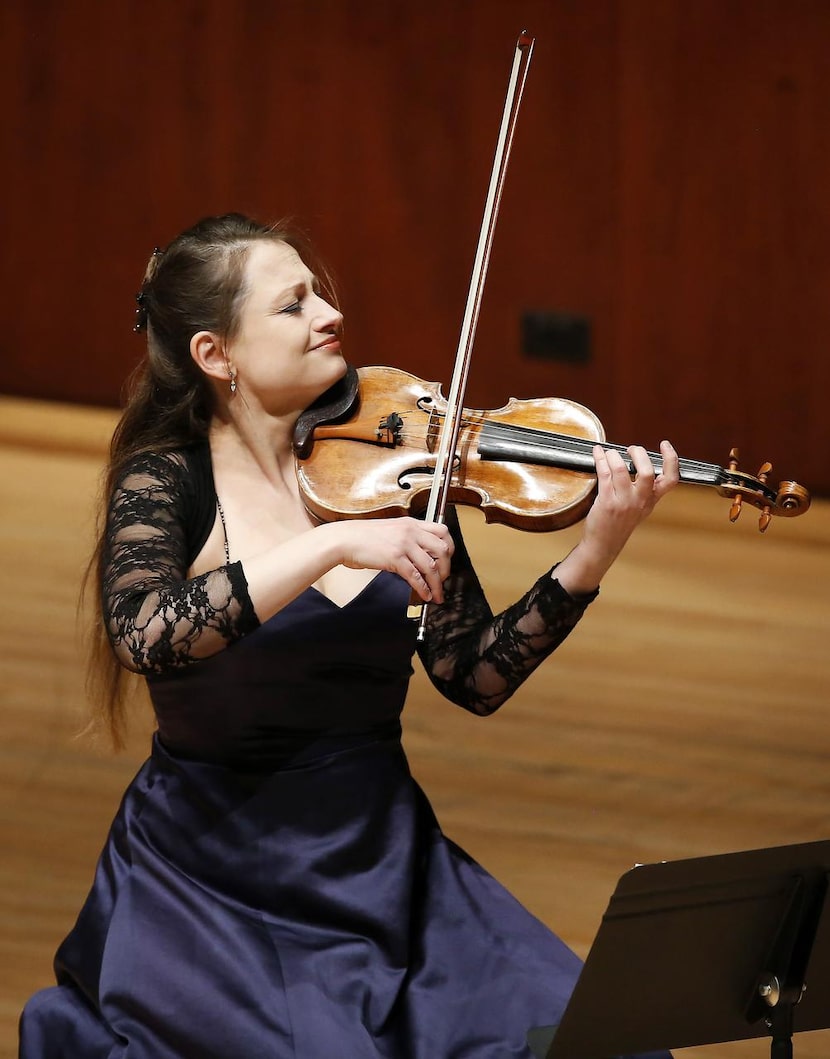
216, 496, 230, 563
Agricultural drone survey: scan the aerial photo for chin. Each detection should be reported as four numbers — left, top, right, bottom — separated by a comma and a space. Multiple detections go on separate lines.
304, 355, 348, 405
325, 353, 349, 383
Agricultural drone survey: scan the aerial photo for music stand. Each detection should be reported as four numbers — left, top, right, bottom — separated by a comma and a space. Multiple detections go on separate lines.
527, 840, 830, 1058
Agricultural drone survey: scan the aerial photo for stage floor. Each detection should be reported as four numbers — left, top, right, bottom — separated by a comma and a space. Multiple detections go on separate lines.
2, 395, 829, 1058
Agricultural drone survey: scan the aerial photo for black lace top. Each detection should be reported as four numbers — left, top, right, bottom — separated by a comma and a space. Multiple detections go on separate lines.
102, 444, 597, 759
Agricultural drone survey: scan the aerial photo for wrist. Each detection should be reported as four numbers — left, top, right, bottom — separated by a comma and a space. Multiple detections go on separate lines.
311, 519, 351, 569
552, 540, 620, 597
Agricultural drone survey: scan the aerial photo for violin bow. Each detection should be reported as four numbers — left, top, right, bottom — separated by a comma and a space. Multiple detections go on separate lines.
414, 31, 535, 640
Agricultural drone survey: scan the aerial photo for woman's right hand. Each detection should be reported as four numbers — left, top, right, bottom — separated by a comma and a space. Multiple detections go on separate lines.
335, 517, 454, 603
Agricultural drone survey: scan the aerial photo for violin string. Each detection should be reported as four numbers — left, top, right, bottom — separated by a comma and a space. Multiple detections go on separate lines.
388, 409, 786, 502
395, 407, 744, 480
414, 414, 727, 475
482, 421, 723, 474
393, 423, 727, 486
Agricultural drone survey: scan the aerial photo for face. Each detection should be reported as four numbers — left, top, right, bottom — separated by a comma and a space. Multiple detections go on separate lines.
226, 240, 346, 415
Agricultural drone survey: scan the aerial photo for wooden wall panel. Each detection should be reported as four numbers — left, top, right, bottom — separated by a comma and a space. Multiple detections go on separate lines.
2, 0, 828, 496
614, 0, 830, 489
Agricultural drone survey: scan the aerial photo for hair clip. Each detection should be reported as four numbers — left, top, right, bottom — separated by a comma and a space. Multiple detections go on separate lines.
133, 290, 148, 333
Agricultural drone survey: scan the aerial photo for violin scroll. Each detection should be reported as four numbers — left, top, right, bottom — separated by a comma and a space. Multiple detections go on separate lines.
721, 448, 811, 532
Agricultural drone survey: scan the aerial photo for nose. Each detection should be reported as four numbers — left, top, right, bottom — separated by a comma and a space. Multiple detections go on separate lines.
314, 293, 343, 334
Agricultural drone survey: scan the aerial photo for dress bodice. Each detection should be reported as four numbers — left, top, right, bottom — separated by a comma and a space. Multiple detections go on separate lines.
148, 573, 416, 768
106, 448, 598, 770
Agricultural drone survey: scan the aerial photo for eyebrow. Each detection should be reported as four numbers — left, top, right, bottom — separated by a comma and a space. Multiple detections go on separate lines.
270, 272, 320, 307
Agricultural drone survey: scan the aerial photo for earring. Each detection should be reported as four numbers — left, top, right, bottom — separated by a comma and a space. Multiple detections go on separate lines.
228, 367, 237, 395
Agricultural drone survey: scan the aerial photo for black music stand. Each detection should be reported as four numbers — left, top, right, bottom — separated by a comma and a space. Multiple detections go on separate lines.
527, 840, 830, 1058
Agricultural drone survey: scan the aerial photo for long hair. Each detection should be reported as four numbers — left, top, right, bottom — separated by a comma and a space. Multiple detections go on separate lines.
85, 213, 334, 746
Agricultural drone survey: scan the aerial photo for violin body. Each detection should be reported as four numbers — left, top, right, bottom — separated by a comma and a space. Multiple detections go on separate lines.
296, 366, 604, 531
295, 366, 810, 533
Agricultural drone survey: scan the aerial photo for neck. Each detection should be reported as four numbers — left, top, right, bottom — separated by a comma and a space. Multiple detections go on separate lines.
209, 404, 298, 488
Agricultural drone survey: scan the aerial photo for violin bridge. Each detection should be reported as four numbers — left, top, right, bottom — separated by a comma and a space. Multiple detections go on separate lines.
375, 412, 404, 446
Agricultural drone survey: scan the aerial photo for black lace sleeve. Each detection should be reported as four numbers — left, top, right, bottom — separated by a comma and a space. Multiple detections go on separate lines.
416, 510, 597, 715
102, 451, 260, 675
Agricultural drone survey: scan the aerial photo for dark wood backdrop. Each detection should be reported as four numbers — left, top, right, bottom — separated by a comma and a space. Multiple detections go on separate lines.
2, 0, 829, 492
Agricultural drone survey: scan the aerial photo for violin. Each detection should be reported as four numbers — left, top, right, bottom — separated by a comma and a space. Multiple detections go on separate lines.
293, 30, 810, 640
293, 363, 811, 534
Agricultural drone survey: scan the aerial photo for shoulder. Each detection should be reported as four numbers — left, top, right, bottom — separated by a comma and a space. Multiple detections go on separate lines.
112, 447, 187, 492
107, 443, 215, 562
108, 445, 208, 532
112, 443, 209, 493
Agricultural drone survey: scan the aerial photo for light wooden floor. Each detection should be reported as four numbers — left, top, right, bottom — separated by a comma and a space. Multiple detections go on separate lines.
1, 396, 829, 1059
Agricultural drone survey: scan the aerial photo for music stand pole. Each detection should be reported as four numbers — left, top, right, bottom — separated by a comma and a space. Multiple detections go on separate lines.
747, 867, 827, 1058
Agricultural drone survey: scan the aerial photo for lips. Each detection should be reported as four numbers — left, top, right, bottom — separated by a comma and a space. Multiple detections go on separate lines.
311, 336, 342, 352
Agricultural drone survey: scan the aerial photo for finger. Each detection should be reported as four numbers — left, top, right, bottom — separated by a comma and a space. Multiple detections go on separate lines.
421, 544, 450, 602
655, 440, 680, 492
422, 521, 455, 554
418, 526, 453, 579
395, 526, 446, 602
628, 445, 657, 486
389, 520, 448, 600
424, 542, 452, 582
404, 560, 434, 603
593, 445, 614, 485
427, 554, 446, 580
413, 560, 443, 603
601, 446, 633, 492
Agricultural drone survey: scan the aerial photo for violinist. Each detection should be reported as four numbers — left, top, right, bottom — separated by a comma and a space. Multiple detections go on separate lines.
20, 213, 677, 1058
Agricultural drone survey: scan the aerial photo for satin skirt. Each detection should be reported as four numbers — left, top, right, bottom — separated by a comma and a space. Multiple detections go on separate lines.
20, 733, 670, 1058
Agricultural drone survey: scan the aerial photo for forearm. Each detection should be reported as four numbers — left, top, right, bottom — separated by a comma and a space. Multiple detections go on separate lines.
240, 521, 348, 619
420, 565, 596, 715
551, 537, 622, 598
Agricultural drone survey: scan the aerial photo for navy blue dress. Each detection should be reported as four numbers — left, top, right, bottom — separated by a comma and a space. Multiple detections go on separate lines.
20, 449, 671, 1058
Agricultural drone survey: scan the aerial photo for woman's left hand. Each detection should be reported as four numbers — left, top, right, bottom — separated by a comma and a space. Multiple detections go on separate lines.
554, 439, 679, 597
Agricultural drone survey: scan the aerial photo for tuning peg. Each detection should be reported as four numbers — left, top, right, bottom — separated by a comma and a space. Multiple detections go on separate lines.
756, 463, 773, 531
726, 449, 743, 521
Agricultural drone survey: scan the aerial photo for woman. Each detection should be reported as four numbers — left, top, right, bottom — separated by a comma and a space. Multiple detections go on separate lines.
20, 213, 678, 1058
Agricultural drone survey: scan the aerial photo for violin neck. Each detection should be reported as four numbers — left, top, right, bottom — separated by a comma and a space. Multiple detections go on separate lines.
477, 422, 724, 488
